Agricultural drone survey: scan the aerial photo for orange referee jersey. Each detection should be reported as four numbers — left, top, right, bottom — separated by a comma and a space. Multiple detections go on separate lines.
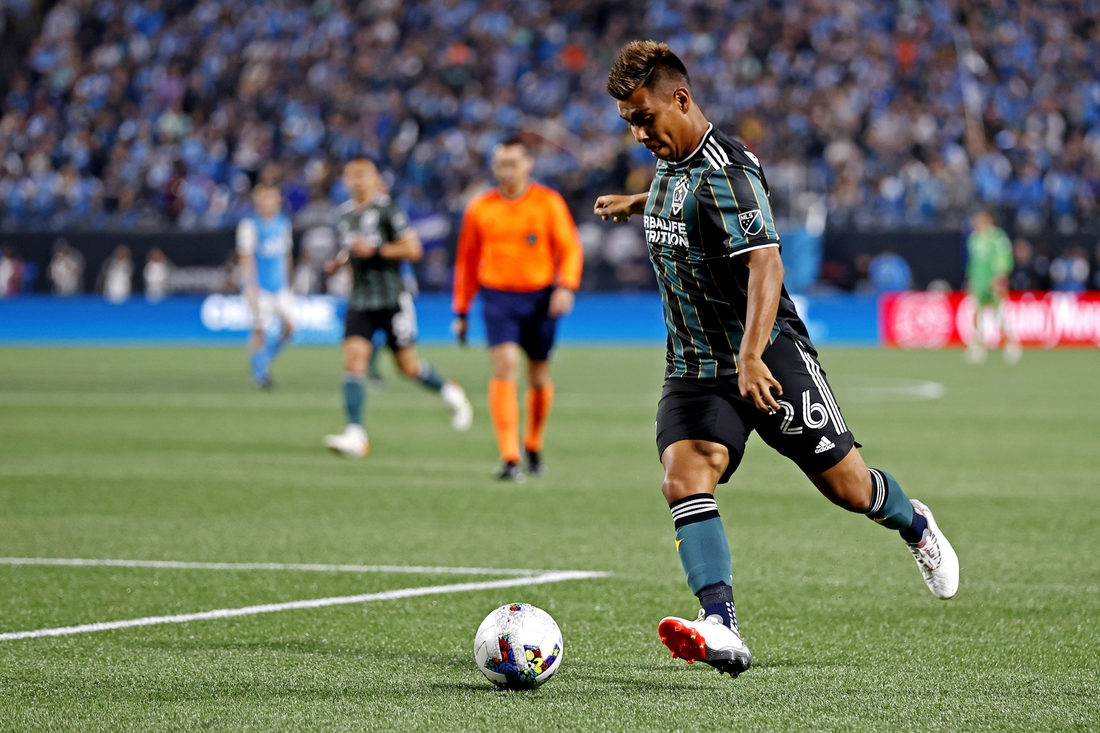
452, 182, 583, 315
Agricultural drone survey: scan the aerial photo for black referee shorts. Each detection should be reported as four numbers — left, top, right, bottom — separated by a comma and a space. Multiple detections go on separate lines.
655, 333, 857, 483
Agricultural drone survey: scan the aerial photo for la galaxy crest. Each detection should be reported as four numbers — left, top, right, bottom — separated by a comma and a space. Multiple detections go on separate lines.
670, 175, 690, 216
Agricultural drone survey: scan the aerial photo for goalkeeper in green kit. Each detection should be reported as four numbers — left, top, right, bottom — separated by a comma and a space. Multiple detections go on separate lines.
965, 211, 1021, 364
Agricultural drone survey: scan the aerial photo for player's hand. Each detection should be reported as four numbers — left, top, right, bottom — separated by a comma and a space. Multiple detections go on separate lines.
452, 315, 468, 346
350, 236, 377, 258
548, 287, 575, 317
992, 275, 1009, 298
594, 194, 641, 222
738, 356, 782, 413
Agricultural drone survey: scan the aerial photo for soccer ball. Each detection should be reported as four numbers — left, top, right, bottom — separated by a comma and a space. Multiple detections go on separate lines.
473, 603, 563, 690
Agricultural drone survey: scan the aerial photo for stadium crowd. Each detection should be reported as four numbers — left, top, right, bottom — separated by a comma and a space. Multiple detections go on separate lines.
1, 0, 1100, 260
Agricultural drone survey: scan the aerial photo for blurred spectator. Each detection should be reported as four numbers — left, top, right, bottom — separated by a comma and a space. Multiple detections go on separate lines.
143, 248, 171, 302
2, 0, 1100, 240
98, 245, 133, 303
868, 251, 913, 292
1049, 247, 1090, 292
1009, 238, 1050, 291
1093, 244, 1100, 291
0, 245, 26, 296
47, 238, 83, 294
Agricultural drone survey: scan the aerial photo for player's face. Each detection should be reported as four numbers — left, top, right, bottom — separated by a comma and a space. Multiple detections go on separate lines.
254, 188, 282, 219
490, 145, 533, 192
618, 85, 692, 161
344, 161, 379, 202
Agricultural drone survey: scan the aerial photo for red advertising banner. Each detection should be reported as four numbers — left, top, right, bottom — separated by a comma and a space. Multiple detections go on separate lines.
880, 291, 1100, 348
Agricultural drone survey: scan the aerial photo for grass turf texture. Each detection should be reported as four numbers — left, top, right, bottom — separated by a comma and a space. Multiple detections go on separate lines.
0, 345, 1097, 731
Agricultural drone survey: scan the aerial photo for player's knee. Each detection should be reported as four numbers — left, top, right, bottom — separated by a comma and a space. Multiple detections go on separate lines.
829, 475, 873, 513
661, 474, 699, 503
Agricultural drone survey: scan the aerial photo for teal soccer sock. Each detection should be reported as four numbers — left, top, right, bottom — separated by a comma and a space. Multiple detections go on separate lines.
866, 468, 917, 530
415, 358, 446, 392
343, 373, 366, 426
670, 494, 734, 594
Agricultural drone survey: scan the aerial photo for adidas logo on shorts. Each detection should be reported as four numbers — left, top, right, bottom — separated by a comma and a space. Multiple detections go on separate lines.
814, 436, 835, 454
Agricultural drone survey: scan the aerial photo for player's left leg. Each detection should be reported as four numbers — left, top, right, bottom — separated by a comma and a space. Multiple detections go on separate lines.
995, 296, 1022, 364
522, 358, 554, 475
393, 343, 472, 432
754, 334, 959, 599
518, 287, 559, 475
385, 292, 472, 430
808, 450, 960, 599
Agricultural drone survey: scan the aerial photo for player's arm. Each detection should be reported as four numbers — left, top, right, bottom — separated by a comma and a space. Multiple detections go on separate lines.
379, 229, 423, 262
740, 247, 784, 412
548, 192, 583, 317
697, 165, 783, 412
593, 192, 648, 222
451, 205, 483, 345
235, 219, 260, 303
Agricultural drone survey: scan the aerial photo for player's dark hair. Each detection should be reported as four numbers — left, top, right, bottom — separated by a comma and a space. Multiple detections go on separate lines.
498, 134, 526, 150
607, 40, 691, 100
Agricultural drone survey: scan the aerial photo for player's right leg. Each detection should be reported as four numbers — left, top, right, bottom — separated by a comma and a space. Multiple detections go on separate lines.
656, 441, 752, 678
248, 292, 273, 387
654, 379, 753, 678
488, 342, 524, 481
966, 294, 990, 363
482, 288, 526, 481
324, 311, 372, 457
995, 297, 1022, 364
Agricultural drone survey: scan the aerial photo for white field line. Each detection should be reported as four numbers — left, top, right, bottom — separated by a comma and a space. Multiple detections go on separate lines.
0, 570, 609, 642
0, 557, 544, 577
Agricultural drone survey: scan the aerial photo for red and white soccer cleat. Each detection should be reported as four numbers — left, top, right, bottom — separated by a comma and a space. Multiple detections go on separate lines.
658, 610, 752, 679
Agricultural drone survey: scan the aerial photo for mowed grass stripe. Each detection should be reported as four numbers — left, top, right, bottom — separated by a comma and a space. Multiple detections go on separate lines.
0, 557, 549, 576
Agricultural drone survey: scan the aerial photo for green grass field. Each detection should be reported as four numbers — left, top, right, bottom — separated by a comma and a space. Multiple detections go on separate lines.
0, 344, 1097, 731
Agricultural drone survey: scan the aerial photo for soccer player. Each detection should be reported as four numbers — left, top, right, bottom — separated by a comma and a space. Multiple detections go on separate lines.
453, 137, 584, 480
237, 184, 294, 388
965, 210, 1021, 364
593, 41, 959, 679
323, 158, 473, 457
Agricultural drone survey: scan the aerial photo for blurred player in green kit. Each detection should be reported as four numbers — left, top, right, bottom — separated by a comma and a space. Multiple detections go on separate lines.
965, 211, 1021, 364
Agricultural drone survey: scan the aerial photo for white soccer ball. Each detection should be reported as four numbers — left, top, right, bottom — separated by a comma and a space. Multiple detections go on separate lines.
473, 603, 563, 690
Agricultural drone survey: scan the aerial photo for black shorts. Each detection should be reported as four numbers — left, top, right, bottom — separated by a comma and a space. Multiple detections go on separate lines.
344, 293, 417, 351
655, 333, 857, 482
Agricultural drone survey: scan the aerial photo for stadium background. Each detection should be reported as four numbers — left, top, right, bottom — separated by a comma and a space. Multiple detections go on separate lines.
0, 0, 1099, 348
1, 3, 1099, 731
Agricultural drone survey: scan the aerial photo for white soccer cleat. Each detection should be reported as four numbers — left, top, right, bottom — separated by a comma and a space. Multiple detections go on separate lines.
907, 499, 960, 599
441, 381, 473, 432
1004, 342, 1023, 365
323, 424, 369, 458
658, 611, 752, 678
